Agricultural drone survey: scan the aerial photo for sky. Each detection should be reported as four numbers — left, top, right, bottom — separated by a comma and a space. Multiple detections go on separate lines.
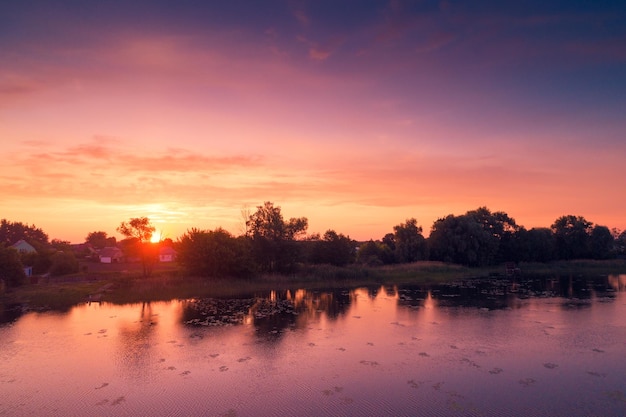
1, 0, 625, 243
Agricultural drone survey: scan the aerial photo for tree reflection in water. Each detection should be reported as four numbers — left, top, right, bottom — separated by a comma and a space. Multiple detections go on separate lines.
181, 289, 353, 339
396, 274, 621, 311
182, 275, 624, 338
116, 302, 158, 380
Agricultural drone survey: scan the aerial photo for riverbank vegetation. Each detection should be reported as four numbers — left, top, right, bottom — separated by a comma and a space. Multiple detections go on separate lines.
2, 202, 626, 312
2, 259, 625, 313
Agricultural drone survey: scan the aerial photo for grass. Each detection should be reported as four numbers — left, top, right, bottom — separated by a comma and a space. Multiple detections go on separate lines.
2, 259, 625, 311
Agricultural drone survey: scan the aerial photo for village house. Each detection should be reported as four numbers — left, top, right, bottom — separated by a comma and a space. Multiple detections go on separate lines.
98, 246, 124, 263
10, 239, 36, 277
159, 246, 177, 263
10, 239, 37, 254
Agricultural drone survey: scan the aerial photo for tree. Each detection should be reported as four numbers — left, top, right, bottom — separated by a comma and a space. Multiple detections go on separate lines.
51, 239, 72, 252
356, 240, 394, 266
551, 215, 592, 260
85, 231, 115, 249
0, 219, 49, 250
381, 233, 396, 253
310, 230, 356, 266
177, 228, 253, 278
615, 229, 626, 257
589, 225, 614, 260
0, 244, 26, 287
49, 251, 79, 276
515, 227, 556, 262
117, 217, 156, 277
428, 212, 499, 267
246, 202, 308, 272
466, 207, 519, 263
117, 218, 155, 242
393, 218, 428, 263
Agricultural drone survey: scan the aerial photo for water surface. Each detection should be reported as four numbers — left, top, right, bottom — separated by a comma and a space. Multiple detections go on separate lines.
1, 275, 625, 416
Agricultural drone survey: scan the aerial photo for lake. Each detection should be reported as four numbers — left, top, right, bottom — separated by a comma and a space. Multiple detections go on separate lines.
1, 275, 625, 416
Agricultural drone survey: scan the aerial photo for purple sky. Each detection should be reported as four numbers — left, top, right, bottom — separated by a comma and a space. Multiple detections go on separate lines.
1, 0, 625, 242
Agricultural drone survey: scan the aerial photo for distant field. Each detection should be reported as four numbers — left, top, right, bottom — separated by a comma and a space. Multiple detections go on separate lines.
79, 260, 179, 275
2, 259, 625, 312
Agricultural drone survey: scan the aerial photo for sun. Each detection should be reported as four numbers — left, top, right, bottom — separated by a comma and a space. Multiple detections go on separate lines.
150, 231, 162, 243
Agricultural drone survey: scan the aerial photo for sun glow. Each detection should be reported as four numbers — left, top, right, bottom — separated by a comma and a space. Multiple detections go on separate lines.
150, 231, 162, 243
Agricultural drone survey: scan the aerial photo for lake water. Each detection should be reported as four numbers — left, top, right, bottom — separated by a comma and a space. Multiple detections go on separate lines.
1, 275, 625, 416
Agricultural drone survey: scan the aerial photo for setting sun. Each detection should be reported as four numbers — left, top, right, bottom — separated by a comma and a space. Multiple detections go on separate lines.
150, 231, 162, 243
0, 0, 624, 244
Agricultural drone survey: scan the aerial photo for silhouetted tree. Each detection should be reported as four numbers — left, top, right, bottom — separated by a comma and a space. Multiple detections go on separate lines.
551, 215, 592, 260
177, 228, 253, 277
357, 240, 394, 266
381, 233, 396, 253
0, 219, 49, 250
50, 239, 72, 252
428, 212, 498, 266
117, 217, 156, 277
467, 207, 519, 263
589, 225, 614, 259
85, 231, 115, 249
515, 227, 556, 262
615, 229, 626, 257
0, 244, 26, 287
393, 218, 428, 263
310, 230, 356, 266
246, 202, 308, 272
49, 251, 79, 276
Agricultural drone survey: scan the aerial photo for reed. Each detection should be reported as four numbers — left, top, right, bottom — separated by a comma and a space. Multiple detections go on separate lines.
2, 259, 625, 310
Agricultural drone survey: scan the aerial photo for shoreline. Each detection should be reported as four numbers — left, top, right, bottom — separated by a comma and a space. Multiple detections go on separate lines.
2, 259, 625, 313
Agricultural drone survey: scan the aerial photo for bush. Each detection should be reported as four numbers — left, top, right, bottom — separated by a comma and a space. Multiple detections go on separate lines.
49, 251, 79, 276
0, 245, 26, 287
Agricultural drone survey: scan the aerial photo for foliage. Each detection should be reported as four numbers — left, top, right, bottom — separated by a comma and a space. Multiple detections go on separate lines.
393, 218, 428, 263
246, 202, 308, 272
615, 230, 626, 256
514, 227, 556, 262
85, 231, 116, 249
51, 239, 72, 252
19, 251, 52, 274
117, 217, 156, 277
357, 240, 394, 266
429, 213, 498, 266
310, 230, 356, 266
0, 219, 49, 249
177, 228, 254, 278
49, 251, 80, 276
0, 244, 26, 287
428, 208, 528, 266
2, 203, 624, 288
382, 233, 396, 252
589, 225, 614, 260
551, 215, 592, 260
117, 217, 155, 242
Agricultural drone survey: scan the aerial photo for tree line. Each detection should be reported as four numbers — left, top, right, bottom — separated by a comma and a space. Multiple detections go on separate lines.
176, 203, 626, 277
1, 203, 625, 287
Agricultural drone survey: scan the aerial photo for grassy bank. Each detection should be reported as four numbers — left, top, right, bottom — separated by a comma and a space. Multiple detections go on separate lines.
2, 259, 625, 311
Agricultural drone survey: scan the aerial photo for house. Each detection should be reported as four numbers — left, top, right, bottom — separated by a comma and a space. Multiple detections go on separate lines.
70, 243, 98, 259
99, 247, 124, 263
10, 240, 36, 277
10, 239, 37, 254
159, 246, 177, 263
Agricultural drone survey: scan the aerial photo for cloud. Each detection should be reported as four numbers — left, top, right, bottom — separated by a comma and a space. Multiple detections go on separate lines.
11, 139, 263, 174
297, 35, 345, 61
0, 73, 43, 105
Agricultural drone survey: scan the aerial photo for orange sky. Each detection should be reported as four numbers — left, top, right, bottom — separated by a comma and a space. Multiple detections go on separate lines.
1, 1, 625, 243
